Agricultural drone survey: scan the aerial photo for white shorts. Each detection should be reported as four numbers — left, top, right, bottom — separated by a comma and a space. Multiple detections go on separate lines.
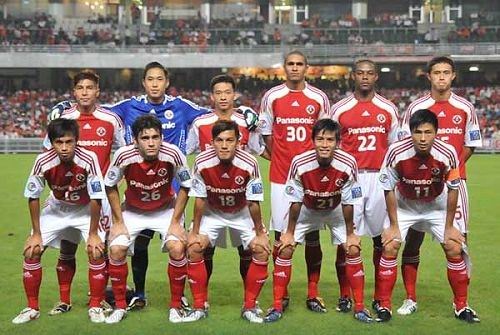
269, 183, 290, 233
455, 179, 469, 233
109, 204, 181, 254
291, 205, 346, 245
199, 207, 256, 250
353, 171, 387, 237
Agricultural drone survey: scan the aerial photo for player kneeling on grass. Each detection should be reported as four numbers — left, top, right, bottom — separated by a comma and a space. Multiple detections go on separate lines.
265, 119, 373, 323
13, 118, 108, 324
185, 120, 270, 323
375, 109, 479, 323
103, 115, 192, 324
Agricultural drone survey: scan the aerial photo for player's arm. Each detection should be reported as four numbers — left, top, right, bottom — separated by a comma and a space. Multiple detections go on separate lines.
168, 186, 189, 243
88, 199, 104, 259
340, 169, 363, 253
342, 203, 361, 254
279, 201, 300, 252
382, 189, 400, 246
444, 165, 464, 245
262, 135, 273, 154
248, 200, 270, 254
259, 146, 271, 160
461, 146, 474, 164
106, 185, 128, 241
25, 198, 43, 258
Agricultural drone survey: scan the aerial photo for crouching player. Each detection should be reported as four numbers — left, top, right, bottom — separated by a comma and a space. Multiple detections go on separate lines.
185, 120, 270, 323
103, 115, 192, 324
376, 109, 479, 323
13, 118, 107, 324
265, 119, 373, 323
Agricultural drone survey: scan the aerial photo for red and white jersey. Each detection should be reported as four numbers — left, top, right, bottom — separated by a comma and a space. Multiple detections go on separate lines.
259, 82, 331, 184
189, 148, 264, 213
186, 111, 263, 155
44, 105, 126, 173
285, 149, 362, 211
400, 92, 482, 178
379, 137, 460, 202
331, 93, 399, 170
104, 142, 191, 211
24, 146, 105, 205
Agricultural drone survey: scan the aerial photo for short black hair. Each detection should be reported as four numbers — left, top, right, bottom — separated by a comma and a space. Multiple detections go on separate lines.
73, 70, 99, 88
143, 61, 169, 79
132, 115, 162, 139
312, 119, 341, 142
427, 56, 455, 73
210, 74, 236, 92
353, 58, 377, 72
284, 50, 308, 66
409, 109, 438, 133
47, 118, 79, 143
212, 120, 240, 140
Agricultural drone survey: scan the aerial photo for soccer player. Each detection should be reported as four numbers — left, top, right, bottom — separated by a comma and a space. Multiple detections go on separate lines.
330, 59, 399, 312
376, 109, 479, 323
184, 120, 270, 323
398, 56, 482, 315
259, 50, 330, 312
265, 119, 372, 323
12, 118, 107, 324
103, 115, 192, 324
44, 70, 125, 316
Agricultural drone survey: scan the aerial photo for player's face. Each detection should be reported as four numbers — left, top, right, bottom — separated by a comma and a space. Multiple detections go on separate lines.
427, 62, 456, 94
143, 67, 169, 104
314, 129, 338, 165
211, 82, 235, 113
411, 122, 437, 155
135, 128, 162, 161
352, 61, 378, 94
52, 134, 76, 163
284, 54, 308, 85
73, 79, 99, 111
212, 129, 238, 163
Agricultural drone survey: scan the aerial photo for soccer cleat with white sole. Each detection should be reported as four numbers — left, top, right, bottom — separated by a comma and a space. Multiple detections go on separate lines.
397, 299, 418, 315
48, 302, 72, 316
168, 308, 185, 323
354, 309, 374, 323
182, 309, 207, 322
105, 308, 127, 324
88, 307, 105, 323
12, 307, 40, 324
455, 306, 480, 323
242, 308, 263, 323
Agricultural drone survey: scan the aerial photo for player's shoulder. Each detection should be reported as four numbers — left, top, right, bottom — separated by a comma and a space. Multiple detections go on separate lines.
34, 148, 59, 166
449, 92, 476, 114
74, 146, 100, 172
289, 149, 317, 174
94, 106, 124, 125
262, 83, 288, 100
291, 149, 316, 163
169, 95, 203, 111
234, 148, 259, 166
194, 147, 218, 167
330, 94, 356, 116
304, 82, 329, 98
385, 138, 415, 162
192, 111, 217, 126
113, 144, 139, 162
333, 148, 357, 168
60, 105, 79, 119
159, 141, 185, 159
406, 93, 433, 113
373, 93, 399, 115
432, 138, 459, 162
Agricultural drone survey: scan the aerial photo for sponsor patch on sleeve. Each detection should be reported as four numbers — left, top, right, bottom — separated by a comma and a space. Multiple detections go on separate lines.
285, 185, 295, 195
179, 170, 191, 182
251, 183, 263, 194
469, 130, 481, 141
351, 186, 362, 199
91, 181, 102, 193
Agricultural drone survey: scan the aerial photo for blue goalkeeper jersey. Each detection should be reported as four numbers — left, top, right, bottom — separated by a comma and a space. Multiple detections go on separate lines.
106, 94, 209, 154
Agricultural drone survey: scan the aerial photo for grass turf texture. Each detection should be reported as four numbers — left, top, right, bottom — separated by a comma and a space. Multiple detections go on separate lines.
0, 154, 499, 335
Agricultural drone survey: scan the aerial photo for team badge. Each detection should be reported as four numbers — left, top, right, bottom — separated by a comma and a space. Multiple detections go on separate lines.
431, 167, 440, 176
335, 178, 344, 187
377, 114, 386, 123
452, 115, 463, 125
379, 173, 388, 183
107, 170, 117, 181
251, 183, 263, 194
96, 127, 106, 137
285, 185, 295, 195
235, 175, 245, 185
179, 170, 191, 182
164, 110, 174, 120
76, 173, 85, 182
91, 181, 102, 193
306, 105, 316, 115
258, 120, 267, 130
27, 182, 37, 192
158, 168, 168, 177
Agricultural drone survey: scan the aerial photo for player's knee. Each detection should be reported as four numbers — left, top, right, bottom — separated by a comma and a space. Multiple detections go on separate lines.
442, 241, 462, 258
86, 246, 104, 261
279, 245, 294, 259
109, 245, 127, 261
60, 239, 78, 255
383, 241, 400, 256
347, 245, 361, 257
187, 244, 204, 262
252, 246, 269, 262
167, 241, 185, 260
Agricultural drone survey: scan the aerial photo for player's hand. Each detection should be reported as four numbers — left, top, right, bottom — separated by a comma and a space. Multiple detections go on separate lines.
108, 223, 129, 243
48, 100, 72, 122
187, 231, 209, 250
444, 225, 465, 246
168, 222, 187, 245
345, 233, 361, 255
235, 106, 259, 131
251, 233, 271, 255
87, 233, 105, 260
23, 233, 43, 258
381, 225, 401, 247
278, 232, 296, 253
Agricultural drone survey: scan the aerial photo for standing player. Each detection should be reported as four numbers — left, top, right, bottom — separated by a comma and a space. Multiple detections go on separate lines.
265, 119, 372, 323
44, 70, 125, 316
184, 120, 270, 323
330, 59, 399, 312
103, 115, 192, 324
398, 56, 482, 315
376, 109, 479, 323
259, 50, 331, 311
12, 119, 107, 324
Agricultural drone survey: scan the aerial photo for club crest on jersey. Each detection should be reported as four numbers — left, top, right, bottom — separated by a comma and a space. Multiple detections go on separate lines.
377, 114, 386, 123
235, 175, 245, 185
431, 167, 440, 176
379, 173, 388, 183
335, 178, 344, 187
258, 119, 267, 130
76, 173, 85, 182
452, 115, 462, 125
285, 185, 295, 195
251, 183, 263, 194
27, 182, 37, 192
107, 170, 117, 181
158, 168, 168, 177
164, 110, 174, 120
179, 170, 191, 182
96, 127, 106, 137
91, 181, 102, 193
306, 105, 316, 115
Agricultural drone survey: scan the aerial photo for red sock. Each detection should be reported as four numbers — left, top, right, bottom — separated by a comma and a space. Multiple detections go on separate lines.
401, 253, 419, 301
23, 258, 42, 310
56, 254, 76, 304
378, 255, 398, 310
272, 257, 292, 311
108, 259, 128, 309
244, 258, 268, 309
447, 256, 468, 311
187, 259, 207, 310
336, 245, 350, 298
372, 246, 382, 301
273, 242, 288, 298
168, 257, 188, 309
305, 240, 322, 299
88, 259, 107, 308
346, 254, 366, 312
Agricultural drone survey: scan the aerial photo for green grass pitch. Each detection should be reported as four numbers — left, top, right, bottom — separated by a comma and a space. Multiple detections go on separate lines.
0, 154, 499, 334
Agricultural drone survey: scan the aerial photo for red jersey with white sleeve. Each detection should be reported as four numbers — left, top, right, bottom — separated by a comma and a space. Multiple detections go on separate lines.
189, 148, 264, 213
186, 111, 263, 155
259, 82, 331, 184
104, 142, 191, 211
24, 146, 106, 205
285, 149, 362, 210
44, 105, 126, 173
331, 93, 399, 170
379, 137, 460, 202
400, 92, 482, 178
